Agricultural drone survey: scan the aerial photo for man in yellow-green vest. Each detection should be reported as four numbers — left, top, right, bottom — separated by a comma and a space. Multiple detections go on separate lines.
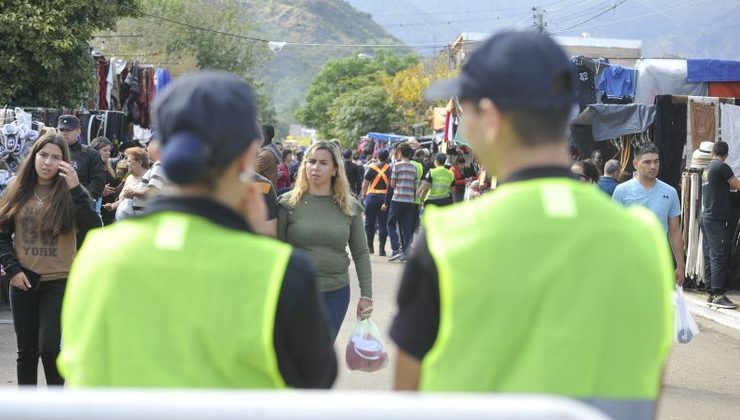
390, 31, 673, 420
418, 153, 455, 207
59, 71, 337, 389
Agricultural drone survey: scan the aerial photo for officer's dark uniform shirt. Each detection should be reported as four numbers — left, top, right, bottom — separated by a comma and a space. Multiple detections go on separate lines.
70, 141, 106, 199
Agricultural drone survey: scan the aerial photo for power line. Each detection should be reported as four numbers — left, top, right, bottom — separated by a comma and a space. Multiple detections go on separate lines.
552, 0, 628, 34
549, 0, 710, 34
377, 11, 531, 27
104, 0, 423, 50
370, 5, 529, 17
549, 0, 615, 24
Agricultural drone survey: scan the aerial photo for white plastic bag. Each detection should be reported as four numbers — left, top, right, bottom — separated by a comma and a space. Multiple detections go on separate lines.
345, 318, 388, 372
675, 286, 699, 344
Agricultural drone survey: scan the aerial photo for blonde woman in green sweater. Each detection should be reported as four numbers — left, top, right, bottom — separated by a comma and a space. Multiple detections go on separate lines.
278, 141, 373, 340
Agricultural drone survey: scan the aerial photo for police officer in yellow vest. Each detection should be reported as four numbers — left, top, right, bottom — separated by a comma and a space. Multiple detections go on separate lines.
59, 71, 337, 388
418, 153, 455, 207
390, 31, 673, 420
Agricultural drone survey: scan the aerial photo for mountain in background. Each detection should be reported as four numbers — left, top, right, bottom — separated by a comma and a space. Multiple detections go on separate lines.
345, 0, 740, 59
237, 0, 408, 127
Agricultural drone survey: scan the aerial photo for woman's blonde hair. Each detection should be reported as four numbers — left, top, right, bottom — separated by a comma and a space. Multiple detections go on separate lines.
288, 141, 356, 216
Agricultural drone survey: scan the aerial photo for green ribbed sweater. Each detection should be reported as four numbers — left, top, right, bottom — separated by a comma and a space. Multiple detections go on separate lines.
277, 193, 372, 298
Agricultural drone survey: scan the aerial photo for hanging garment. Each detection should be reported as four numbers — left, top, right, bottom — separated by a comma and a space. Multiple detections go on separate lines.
689, 101, 717, 148
634, 59, 708, 105
572, 56, 597, 111
106, 61, 114, 111
686, 97, 719, 156
97, 60, 109, 110
124, 64, 141, 124
685, 172, 701, 279
654, 96, 688, 191
708, 82, 740, 98
571, 56, 611, 110
721, 103, 740, 176
589, 104, 656, 141
687, 59, 740, 83
155, 68, 172, 96
681, 173, 691, 253
597, 65, 636, 100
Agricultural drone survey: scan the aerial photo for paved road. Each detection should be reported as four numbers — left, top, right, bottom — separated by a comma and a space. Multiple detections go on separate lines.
1, 251, 738, 420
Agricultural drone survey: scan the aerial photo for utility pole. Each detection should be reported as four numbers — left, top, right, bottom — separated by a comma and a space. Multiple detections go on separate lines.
531, 6, 546, 34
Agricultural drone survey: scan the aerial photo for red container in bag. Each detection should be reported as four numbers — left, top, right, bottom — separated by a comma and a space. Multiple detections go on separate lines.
345, 319, 388, 372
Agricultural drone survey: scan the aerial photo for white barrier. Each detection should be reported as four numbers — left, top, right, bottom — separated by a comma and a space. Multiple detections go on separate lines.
0, 390, 610, 420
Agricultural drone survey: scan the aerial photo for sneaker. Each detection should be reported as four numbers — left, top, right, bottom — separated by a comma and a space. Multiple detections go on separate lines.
378, 249, 386, 257
708, 295, 739, 309
399, 254, 408, 263
707, 294, 715, 303
388, 251, 403, 262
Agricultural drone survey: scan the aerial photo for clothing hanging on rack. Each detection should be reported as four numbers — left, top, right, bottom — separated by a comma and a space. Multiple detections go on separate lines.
654, 95, 688, 191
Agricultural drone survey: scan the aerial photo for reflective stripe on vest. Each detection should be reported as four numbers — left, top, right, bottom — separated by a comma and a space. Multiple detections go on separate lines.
420, 178, 673, 407
59, 212, 291, 388
582, 398, 655, 420
427, 167, 455, 200
368, 163, 390, 194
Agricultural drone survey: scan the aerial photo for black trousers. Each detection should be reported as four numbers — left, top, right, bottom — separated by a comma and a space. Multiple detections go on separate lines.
363, 193, 388, 250
701, 218, 732, 294
10, 278, 66, 386
425, 196, 453, 207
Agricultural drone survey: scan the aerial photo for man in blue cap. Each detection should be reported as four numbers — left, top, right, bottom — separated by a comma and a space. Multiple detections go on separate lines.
391, 31, 673, 420
57, 115, 106, 200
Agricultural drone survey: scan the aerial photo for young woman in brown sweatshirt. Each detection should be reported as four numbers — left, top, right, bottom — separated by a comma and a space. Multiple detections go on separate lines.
0, 134, 101, 386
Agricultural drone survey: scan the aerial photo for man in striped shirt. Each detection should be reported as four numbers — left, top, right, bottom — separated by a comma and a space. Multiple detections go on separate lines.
385, 143, 418, 262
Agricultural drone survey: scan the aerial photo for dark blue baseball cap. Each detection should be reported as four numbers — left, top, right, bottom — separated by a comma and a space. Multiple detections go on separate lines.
153, 71, 262, 184
426, 31, 577, 109
57, 115, 80, 130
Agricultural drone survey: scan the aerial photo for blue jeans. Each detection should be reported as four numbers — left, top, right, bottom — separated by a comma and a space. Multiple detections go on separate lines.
388, 201, 416, 254
363, 194, 388, 250
322, 285, 350, 342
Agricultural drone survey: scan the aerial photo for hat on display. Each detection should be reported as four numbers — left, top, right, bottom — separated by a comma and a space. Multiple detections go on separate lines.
691, 142, 714, 169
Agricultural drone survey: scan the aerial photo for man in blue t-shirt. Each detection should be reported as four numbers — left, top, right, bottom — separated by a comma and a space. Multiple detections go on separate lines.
613, 144, 684, 286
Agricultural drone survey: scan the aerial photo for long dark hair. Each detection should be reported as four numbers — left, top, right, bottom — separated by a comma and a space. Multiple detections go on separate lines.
0, 134, 75, 238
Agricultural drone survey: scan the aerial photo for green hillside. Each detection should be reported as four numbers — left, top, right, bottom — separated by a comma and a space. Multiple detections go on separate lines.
237, 0, 409, 126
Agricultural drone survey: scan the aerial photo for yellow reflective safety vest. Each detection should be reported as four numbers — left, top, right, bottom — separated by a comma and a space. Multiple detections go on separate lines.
59, 211, 292, 388
426, 166, 455, 200
421, 178, 673, 420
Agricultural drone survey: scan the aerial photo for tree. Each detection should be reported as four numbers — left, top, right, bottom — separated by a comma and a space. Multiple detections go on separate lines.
383, 57, 458, 133
0, 0, 139, 106
329, 86, 397, 145
97, 0, 271, 119
296, 51, 418, 140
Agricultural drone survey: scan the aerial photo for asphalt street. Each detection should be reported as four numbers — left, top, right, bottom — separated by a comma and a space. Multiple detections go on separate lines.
0, 250, 738, 420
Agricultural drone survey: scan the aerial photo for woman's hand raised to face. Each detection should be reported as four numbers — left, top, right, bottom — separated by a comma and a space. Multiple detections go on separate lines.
57, 161, 80, 190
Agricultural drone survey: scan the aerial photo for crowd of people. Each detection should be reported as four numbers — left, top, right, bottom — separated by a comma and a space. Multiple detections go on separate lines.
1, 29, 732, 420
570, 142, 738, 309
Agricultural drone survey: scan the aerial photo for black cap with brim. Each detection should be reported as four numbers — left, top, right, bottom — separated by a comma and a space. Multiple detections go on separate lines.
57, 115, 81, 130
425, 78, 464, 101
